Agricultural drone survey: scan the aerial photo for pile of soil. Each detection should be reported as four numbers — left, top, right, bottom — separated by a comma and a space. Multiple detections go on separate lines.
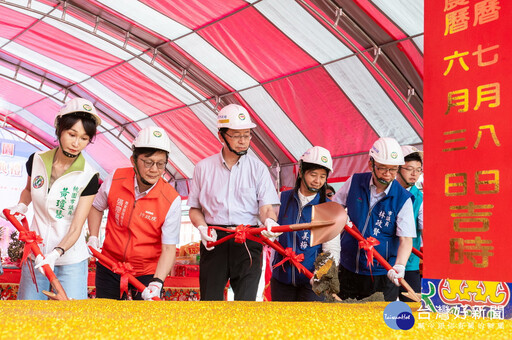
311, 252, 340, 302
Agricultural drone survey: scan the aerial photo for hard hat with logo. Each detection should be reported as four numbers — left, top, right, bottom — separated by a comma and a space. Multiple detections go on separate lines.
55, 97, 102, 127
369, 137, 404, 166
132, 126, 172, 154
217, 104, 257, 130
401, 145, 424, 159
300, 146, 333, 172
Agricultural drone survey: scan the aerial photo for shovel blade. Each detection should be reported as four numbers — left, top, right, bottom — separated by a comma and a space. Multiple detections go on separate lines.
310, 202, 348, 246
401, 292, 422, 302
44, 278, 70, 300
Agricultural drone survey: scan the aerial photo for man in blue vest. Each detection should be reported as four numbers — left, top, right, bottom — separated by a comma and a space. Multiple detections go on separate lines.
332, 137, 416, 301
396, 145, 423, 302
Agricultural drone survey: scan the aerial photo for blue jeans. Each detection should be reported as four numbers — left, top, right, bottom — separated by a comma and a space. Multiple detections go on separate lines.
18, 259, 88, 300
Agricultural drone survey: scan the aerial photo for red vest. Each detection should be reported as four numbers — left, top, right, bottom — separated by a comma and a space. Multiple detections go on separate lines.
102, 167, 179, 276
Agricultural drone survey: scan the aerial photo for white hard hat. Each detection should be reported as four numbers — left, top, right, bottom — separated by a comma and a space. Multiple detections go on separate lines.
55, 98, 101, 127
369, 137, 404, 166
217, 104, 257, 130
401, 145, 424, 159
132, 126, 172, 154
300, 146, 333, 172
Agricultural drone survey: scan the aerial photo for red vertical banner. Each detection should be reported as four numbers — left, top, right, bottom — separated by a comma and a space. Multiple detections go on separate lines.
423, 0, 512, 318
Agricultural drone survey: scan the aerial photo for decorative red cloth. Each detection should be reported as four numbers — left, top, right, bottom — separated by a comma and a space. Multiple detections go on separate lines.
358, 237, 380, 275
111, 262, 135, 299
234, 224, 252, 244
18, 230, 43, 267
18, 230, 43, 290
273, 247, 305, 274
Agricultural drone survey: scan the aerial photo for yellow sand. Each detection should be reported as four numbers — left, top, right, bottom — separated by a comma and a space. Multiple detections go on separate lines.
0, 300, 509, 339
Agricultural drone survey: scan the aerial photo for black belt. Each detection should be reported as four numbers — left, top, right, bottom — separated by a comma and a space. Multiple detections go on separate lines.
207, 224, 258, 229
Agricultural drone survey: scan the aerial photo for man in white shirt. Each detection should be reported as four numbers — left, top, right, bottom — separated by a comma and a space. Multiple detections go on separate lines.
188, 104, 280, 301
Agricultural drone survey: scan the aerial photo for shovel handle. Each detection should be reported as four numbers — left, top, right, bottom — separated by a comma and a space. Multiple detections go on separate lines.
260, 237, 314, 280
412, 247, 423, 259
3, 209, 70, 300
88, 246, 161, 301
343, 224, 421, 302
205, 221, 336, 247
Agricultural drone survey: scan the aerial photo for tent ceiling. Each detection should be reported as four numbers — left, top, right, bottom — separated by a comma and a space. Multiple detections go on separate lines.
0, 0, 423, 184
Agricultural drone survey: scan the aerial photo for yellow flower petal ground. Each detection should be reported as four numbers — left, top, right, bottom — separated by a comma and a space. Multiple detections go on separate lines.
0, 300, 509, 339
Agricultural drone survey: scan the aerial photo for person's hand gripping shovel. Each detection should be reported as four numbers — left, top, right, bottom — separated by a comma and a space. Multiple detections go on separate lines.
2, 209, 70, 300
343, 221, 421, 302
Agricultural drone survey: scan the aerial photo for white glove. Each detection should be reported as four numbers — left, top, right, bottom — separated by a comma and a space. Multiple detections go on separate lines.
261, 218, 282, 241
142, 280, 163, 301
1, 203, 28, 221
197, 225, 217, 251
87, 236, 100, 254
310, 274, 316, 287
387, 264, 405, 286
34, 249, 61, 275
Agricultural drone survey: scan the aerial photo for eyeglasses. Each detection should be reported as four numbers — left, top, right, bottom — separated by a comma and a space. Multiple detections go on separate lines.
375, 166, 399, 175
401, 167, 423, 175
140, 158, 166, 170
326, 192, 335, 198
224, 132, 252, 141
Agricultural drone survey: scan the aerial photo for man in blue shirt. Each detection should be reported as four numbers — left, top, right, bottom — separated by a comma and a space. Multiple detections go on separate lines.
332, 137, 416, 301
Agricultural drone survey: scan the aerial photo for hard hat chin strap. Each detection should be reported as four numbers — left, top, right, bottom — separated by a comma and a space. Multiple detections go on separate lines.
398, 168, 415, 187
371, 160, 392, 186
58, 141, 79, 158
220, 132, 248, 156
299, 163, 327, 193
133, 160, 152, 186
301, 175, 320, 193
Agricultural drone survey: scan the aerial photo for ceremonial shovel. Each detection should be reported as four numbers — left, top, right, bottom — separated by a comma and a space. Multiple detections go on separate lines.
343, 222, 422, 302
3, 209, 70, 300
88, 246, 162, 301
206, 201, 347, 248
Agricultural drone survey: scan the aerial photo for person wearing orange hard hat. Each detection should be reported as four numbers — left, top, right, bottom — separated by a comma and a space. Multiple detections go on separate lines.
2, 97, 101, 300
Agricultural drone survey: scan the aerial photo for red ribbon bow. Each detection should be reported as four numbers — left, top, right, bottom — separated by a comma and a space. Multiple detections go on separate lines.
18, 230, 43, 290
111, 262, 135, 299
234, 224, 251, 244
18, 231, 43, 266
358, 237, 380, 275
273, 248, 305, 274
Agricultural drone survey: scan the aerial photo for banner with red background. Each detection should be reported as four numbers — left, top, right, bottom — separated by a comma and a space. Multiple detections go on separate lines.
423, 0, 511, 318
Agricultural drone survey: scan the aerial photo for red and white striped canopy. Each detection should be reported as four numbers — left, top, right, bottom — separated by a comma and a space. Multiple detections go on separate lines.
0, 0, 423, 191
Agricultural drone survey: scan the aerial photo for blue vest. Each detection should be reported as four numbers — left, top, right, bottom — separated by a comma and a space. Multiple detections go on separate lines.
272, 190, 324, 286
340, 172, 412, 275
406, 185, 423, 271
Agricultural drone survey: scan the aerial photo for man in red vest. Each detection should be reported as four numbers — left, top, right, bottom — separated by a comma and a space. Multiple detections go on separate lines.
88, 126, 181, 300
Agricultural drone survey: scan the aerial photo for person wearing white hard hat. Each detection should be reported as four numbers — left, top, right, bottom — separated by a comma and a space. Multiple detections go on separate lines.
396, 145, 423, 302
87, 126, 181, 300
331, 137, 416, 301
270, 146, 347, 301
1, 97, 101, 300
188, 104, 280, 301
